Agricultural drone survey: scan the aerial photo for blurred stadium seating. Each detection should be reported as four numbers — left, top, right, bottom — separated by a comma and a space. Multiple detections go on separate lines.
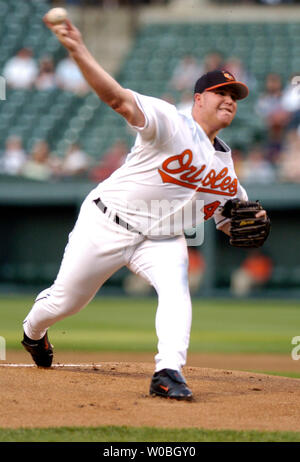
0, 0, 299, 159
1, 0, 300, 293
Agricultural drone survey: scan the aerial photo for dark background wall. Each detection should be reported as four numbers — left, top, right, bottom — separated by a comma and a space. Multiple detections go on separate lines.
0, 178, 299, 295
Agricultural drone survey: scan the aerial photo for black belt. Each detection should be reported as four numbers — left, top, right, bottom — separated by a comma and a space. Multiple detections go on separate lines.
94, 198, 142, 234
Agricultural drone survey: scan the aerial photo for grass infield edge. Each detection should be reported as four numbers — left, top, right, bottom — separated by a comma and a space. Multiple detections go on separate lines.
1, 425, 300, 442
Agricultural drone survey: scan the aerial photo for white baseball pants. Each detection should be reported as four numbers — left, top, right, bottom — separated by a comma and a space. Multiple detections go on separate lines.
23, 192, 192, 372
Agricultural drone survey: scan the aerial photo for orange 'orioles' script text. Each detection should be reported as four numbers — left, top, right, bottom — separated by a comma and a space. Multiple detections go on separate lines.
158, 149, 238, 196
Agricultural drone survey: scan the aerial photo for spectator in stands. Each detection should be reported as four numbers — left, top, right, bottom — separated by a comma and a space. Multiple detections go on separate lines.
281, 73, 300, 133
200, 50, 225, 74
89, 139, 127, 182
170, 54, 202, 92
22, 140, 55, 181
3, 48, 38, 90
58, 143, 91, 177
230, 250, 273, 297
278, 129, 300, 183
0, 136, 27, 176
255, 73, 285, 120
188, 248, 206, 294
231, 147, 244, 179
224, 56, 257, 91
241, 145, 276, 183
256, 73, 291, 165
35, 56, 57, 91
170, 51, 224, 95
55, 56, 90, 95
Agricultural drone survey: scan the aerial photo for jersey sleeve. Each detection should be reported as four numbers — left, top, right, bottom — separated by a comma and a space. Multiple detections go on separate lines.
214, 183, 248, 230
128, 91, 179, 145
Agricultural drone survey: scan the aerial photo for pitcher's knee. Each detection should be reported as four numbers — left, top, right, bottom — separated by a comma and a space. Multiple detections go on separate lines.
158, 279, 190, 301
33, 288, 85, 321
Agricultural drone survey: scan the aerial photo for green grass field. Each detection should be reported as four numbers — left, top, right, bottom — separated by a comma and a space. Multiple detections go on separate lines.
1, 426, 300, 442
1, 295, 300, 354
1, 295, 300, 443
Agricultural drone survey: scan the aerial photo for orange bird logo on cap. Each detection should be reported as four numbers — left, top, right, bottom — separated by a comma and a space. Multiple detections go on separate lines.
223, 71, 235, 81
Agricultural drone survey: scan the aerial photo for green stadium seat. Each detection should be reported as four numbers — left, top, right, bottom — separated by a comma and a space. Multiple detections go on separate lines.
0, 1, 8, 18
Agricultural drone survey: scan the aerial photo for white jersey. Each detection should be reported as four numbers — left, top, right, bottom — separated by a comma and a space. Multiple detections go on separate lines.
91, 91, 248, 236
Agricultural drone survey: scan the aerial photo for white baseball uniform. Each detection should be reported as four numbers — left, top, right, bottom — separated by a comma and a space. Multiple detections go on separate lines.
23, 91, 247, 372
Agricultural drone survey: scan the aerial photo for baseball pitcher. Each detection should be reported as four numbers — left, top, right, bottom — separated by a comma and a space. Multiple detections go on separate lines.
21, 15, 270, 400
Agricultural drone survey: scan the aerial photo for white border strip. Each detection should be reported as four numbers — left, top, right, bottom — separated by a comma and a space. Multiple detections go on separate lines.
0, 363, 102, 368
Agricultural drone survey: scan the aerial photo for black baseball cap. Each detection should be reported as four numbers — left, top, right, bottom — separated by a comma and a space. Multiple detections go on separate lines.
194, 69, 249, 100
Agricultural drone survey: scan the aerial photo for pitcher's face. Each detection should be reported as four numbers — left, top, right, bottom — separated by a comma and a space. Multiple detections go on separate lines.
195, 88, 237, 130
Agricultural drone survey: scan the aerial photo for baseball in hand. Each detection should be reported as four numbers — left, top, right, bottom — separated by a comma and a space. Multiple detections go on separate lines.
46, 7, 68, 25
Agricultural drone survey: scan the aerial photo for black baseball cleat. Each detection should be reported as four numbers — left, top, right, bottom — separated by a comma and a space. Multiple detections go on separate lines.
21, 332, 53, 368
149, 368, 193, 401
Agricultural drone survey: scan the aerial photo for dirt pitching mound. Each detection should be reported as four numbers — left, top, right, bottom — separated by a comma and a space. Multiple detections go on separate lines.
1, 358, 300, 432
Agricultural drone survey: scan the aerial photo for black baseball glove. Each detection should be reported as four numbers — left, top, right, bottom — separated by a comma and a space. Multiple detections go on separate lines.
221, 199, 271, 248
